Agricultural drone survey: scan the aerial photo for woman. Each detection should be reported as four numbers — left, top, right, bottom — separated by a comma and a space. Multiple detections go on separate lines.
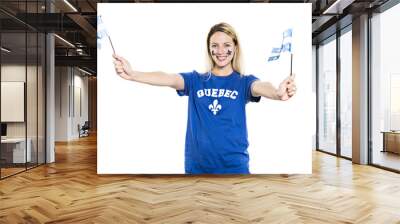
113, 22, 296, 174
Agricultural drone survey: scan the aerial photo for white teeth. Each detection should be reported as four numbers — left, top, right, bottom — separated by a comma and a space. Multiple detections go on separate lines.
217, 56, 227, 61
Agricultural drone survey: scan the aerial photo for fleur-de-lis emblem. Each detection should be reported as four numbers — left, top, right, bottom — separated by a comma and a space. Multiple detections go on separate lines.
208, 99, 222, 115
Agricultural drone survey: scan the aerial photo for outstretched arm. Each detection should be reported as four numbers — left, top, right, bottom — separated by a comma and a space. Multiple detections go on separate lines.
251, 75, 296, 101
113, 54, 184, 90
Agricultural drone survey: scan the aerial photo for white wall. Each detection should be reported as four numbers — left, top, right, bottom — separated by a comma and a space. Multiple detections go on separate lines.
1, 65, 36, 138
1, 64, 45, 163
55, 67, 68, 141
55, 67, 89, 141
71, 72, 89, 138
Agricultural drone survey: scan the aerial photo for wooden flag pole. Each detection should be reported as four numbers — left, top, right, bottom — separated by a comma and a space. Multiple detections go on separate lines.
108, 35, 116, 55
290, 53, 293, 76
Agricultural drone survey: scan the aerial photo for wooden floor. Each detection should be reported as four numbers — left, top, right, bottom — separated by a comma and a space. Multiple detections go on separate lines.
1, 134, 400, 224
0, 167, 26, 178
1, 162, 45, 178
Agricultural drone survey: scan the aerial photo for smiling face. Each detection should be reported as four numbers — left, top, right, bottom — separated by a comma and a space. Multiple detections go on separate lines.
209, 31, 235, 69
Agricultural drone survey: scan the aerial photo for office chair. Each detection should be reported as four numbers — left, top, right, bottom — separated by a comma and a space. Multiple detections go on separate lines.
79, 121, 90, 138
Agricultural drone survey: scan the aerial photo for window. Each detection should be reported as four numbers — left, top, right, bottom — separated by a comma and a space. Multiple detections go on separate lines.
0, 1, 46, 179
371, 3, 400, 171
339, 28, 352, 158
317, 36, 337, 155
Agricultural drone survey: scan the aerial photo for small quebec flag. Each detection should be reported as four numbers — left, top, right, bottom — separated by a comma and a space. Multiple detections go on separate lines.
268, 47, 282, 62
97, 15, 107, 49
97, 15, 115, 54
267, 28, 293, 62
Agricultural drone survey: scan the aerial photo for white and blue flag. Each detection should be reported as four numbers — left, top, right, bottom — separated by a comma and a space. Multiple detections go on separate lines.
267, 28, 293, 62
97, 15, 107, 49
97, 15, 116, 53
267, 47, 282, 62
281, 28, 292, 53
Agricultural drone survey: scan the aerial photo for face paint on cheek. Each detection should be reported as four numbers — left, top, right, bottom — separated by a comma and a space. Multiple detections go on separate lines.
227, 49, 232, 56
211, 50, 216, 56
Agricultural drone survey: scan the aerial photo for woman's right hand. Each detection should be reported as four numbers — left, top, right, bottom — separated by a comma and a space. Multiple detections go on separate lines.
113, 54, 135, 80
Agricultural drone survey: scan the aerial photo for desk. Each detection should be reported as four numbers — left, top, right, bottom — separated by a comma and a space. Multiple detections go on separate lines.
1, 138, 31, 163
381, 131, 400, 154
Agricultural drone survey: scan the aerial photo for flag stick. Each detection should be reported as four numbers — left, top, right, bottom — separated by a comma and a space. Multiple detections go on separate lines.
290, 53, 293, 76
107, 35, 116, 55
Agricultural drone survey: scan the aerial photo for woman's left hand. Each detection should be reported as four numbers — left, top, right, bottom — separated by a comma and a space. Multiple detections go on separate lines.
277, 74, 296, 101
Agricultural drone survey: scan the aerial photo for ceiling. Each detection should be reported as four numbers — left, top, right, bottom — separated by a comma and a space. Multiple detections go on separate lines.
0, 0, 393, 75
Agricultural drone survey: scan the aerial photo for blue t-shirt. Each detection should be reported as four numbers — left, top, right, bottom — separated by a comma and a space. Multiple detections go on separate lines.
177, 70, 261, 174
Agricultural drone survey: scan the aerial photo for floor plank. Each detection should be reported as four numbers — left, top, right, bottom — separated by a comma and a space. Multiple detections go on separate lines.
1, 134, 400, 223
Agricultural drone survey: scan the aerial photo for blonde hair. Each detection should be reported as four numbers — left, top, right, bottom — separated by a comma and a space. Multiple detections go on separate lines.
207, 22, 243, 75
